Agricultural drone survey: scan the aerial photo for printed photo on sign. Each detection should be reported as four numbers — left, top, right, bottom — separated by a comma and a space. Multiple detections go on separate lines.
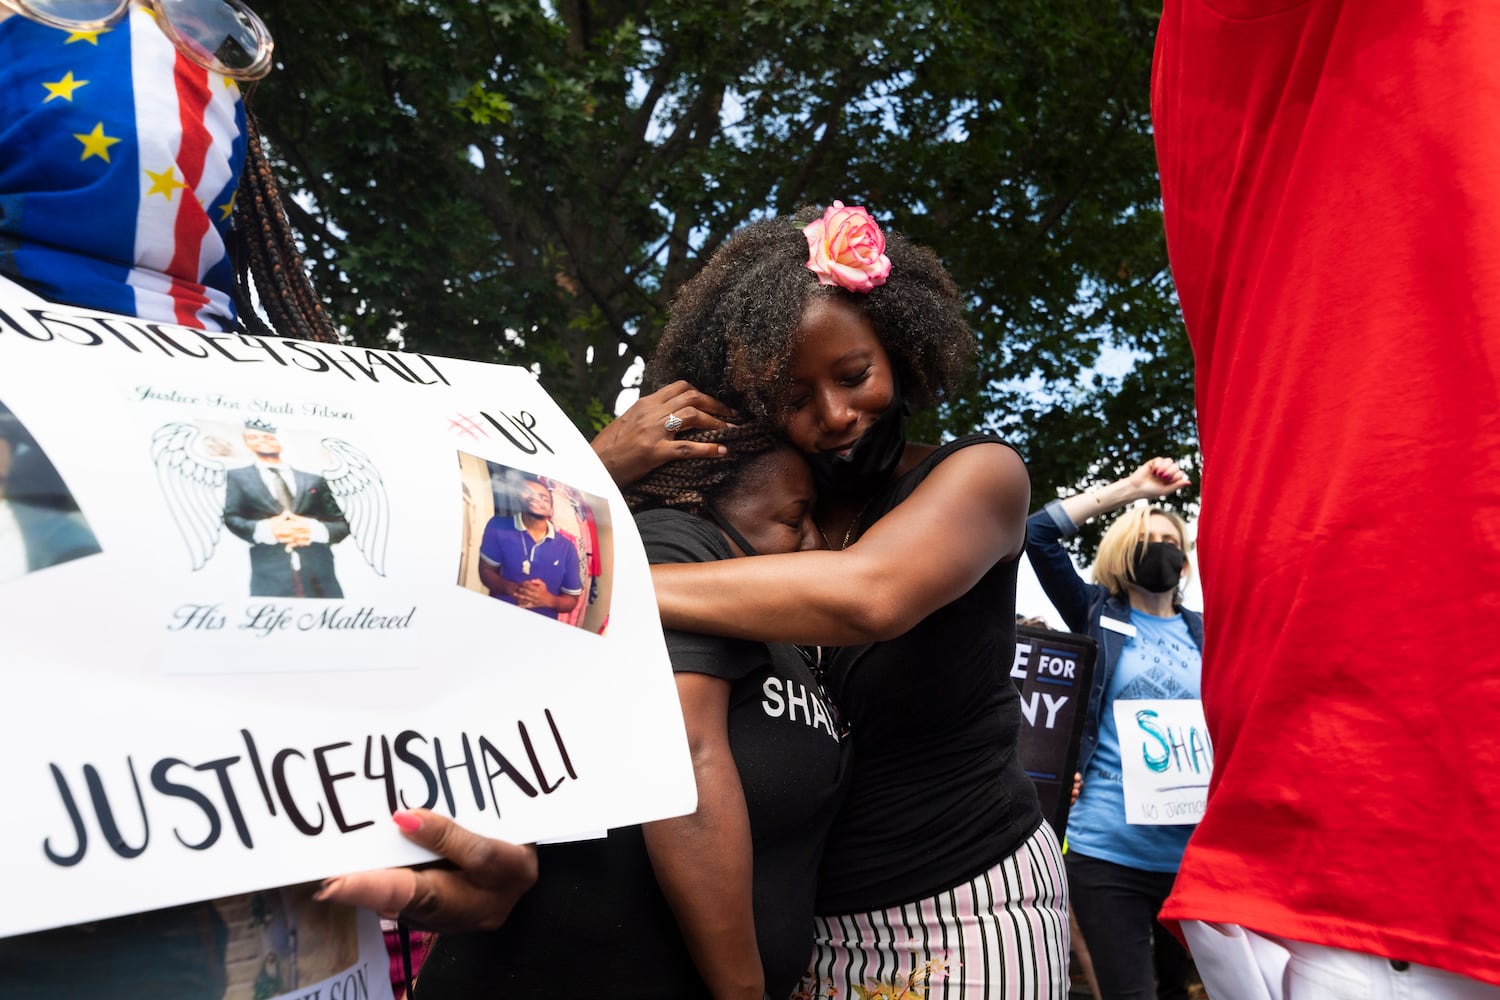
0, 398, 102, 583
1113, 698, 1213, 825
0, 883, 393, 1000
152, 417, 390, 600
455, 452, 614, 634
0, 290, 696, 937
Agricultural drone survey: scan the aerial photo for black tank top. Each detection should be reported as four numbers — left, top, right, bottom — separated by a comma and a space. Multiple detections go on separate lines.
814, 434, 1044, 913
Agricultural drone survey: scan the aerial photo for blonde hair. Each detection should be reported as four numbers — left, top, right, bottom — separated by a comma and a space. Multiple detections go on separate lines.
1092, 505, 1190, 598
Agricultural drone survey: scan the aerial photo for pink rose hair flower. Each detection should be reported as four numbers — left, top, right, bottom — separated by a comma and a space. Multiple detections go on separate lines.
802, 200, 892, 293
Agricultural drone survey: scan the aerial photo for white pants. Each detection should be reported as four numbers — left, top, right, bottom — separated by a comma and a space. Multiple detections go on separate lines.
1181, 921, 1500, 1000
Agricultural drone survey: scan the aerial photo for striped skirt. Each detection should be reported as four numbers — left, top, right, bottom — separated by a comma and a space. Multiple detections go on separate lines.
796, 822, 1069, 1000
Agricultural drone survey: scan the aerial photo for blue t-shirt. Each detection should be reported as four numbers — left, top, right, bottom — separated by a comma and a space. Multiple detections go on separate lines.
1066, 608, 1202, 872
478, 514, 582, 620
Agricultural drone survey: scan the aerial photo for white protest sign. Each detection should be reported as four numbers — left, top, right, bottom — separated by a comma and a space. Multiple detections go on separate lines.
0, 278, 696, 937
1112, 698, 1213, 825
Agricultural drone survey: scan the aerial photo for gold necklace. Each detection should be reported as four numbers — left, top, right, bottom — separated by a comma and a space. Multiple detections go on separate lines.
821, 497, 875, 551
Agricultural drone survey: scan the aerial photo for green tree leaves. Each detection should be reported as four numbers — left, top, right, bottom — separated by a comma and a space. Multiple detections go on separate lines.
251, 0, 1196, 550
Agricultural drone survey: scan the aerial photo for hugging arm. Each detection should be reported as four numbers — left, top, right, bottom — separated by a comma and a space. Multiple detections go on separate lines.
652, 442, 1030, 645
642, 672, 764, 1000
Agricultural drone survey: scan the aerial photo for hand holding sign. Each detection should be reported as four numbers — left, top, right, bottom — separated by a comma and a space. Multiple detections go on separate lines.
317, 809, 538, 933
0, 289, 697, 938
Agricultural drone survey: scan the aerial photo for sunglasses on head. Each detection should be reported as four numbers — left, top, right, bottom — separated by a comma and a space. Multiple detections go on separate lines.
1, 0, 272, 80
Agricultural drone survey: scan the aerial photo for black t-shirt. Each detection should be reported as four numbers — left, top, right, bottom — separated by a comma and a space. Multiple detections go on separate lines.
813, 435, 1044, 914
415, 509, 850, 1000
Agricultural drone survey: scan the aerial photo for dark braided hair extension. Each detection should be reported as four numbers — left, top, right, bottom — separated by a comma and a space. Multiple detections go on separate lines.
623, 422, 784, 515
645, 205, 975, 422
230, 112, 340, 344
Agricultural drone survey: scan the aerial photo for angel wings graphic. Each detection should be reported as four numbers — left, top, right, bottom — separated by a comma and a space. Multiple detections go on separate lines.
151, 422, 390, 594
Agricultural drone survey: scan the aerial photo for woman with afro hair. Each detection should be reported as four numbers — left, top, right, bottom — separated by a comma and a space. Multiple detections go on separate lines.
319, 203, 1068, 999
638, 203, 1068, 999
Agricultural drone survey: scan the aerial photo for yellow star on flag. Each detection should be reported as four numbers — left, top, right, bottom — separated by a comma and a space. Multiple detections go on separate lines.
65, 29, 104, 45
43, 71, 90, 103
146, 166, 191, 201
218, 192, 237, 220
74, 122, 122, 162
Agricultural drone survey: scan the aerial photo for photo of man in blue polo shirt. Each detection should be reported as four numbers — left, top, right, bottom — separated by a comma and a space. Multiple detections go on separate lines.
477, 478, 582, 620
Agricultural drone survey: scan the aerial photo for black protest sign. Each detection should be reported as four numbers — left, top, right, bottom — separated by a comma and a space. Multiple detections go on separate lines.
1011, 626, 1096, 835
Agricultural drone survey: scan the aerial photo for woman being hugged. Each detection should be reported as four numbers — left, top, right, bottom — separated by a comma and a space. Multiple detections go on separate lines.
407, 424, 849, 1000
646, 202, 1068, 999
1024, 458, 1201, 1000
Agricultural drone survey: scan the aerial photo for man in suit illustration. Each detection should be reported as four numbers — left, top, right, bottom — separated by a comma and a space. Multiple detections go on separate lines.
223, 419, 349, 598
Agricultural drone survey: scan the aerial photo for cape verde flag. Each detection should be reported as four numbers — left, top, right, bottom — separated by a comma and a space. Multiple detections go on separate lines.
0, 8, 245, 329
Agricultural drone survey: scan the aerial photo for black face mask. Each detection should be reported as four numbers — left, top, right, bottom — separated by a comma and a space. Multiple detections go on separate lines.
706, 505, 758, 557
1129, 541, 1185, 594
805, 389, 909, 498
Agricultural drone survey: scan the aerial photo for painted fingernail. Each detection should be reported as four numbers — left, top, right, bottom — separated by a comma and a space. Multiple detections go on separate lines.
392, 810, 423, 833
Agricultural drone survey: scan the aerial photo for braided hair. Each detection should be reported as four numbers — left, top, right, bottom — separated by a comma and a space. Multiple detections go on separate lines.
230, 112, 340, 344
645, 205, 975, 421
624, 422, 784, 515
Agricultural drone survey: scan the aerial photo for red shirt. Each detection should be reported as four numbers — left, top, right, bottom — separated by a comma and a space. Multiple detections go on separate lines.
1153, 0, 1500, 984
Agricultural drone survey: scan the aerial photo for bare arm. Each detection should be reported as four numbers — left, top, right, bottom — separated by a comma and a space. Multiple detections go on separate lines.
1054, 457, 1190, 529
652, 442, 1030, 645
642, 673, 763, 1000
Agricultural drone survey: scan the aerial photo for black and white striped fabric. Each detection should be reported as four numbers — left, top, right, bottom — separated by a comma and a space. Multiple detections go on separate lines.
800, 822, 1070, 999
